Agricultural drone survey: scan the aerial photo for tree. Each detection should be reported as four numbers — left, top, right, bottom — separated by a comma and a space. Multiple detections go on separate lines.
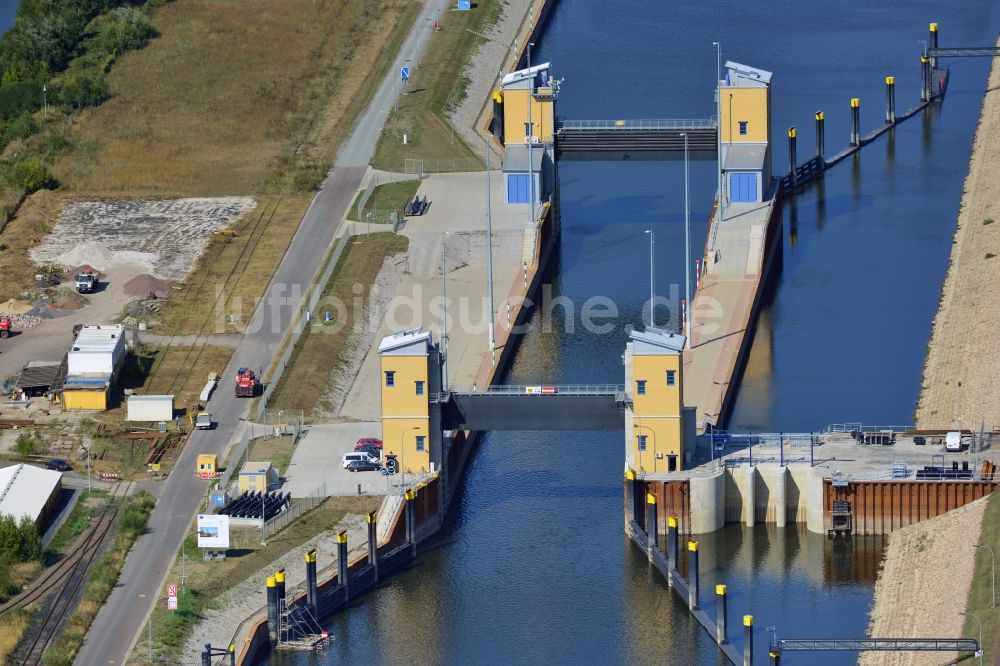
12, 156, 50, 193
59, 69, 108, 109
14, 432, 36, 457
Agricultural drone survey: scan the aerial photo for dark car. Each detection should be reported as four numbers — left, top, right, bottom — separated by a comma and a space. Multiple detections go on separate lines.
46, 459, 71, 472
346, 459, 381, 473
355, 444, 382, 459
354, 437, 383, 451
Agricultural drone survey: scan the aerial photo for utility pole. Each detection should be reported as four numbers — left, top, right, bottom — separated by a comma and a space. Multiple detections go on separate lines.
682, 132, 691, 347
527, 42, 536, 231
713, 42, 723, 223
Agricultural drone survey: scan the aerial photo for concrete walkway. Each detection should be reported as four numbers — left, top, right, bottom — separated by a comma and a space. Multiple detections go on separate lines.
683, 199, 777, 430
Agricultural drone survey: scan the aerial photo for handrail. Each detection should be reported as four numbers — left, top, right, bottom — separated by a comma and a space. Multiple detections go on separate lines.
557, 118, 717, 131
441, 384, 625, 396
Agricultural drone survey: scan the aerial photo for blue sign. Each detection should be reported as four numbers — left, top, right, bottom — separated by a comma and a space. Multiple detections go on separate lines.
400, 66, 409, 80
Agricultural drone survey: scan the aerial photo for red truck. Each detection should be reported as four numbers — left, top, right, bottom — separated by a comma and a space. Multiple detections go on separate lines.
234, 368, 257, 397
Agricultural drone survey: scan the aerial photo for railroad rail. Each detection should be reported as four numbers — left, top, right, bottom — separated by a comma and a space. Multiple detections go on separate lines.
12, 483, 132, 666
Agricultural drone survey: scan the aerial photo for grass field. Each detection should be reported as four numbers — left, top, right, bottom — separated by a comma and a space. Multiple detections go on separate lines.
132, 495, 381, 664
371, 0, 504, 172
964, 491, 1000, 661
268, 233, 409, 415
348, 180, 420, 222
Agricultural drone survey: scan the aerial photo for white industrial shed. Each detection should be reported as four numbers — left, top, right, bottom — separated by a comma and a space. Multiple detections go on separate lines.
0, 464, 63, 527
67, 325, 127, 376
127, 395, 174, 422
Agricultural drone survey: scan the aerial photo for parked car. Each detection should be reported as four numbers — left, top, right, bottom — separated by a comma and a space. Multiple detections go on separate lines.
46, 459, 72, 471
354, 437, 383, 451
194, 412, 213, 430
346, 459, 382, 473
342, 452, 379, 469
355, 444, 382, 460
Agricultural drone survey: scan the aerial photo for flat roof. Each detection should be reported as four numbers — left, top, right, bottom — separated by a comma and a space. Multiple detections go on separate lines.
16, 359, 67, 390
502, 145, 545, 172
724, 61, 772, 86
501, 62, 551, 87
378, 328, 432, 355
127, 395, 174, 403
70, 325, 125, 354
240, 461, 273, 475
722, 144, 767, 171
0, 464, 61, 523
630, 327, 686, 355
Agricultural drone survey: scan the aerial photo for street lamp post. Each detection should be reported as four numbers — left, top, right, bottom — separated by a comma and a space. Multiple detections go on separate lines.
712, 41, 723, 223
682, 131, 691, 348
974, 543, 996, 608
645, 229, 655, 327
527, 42, 536, 230
961, 611, 984, 666
484, 134, 496, 369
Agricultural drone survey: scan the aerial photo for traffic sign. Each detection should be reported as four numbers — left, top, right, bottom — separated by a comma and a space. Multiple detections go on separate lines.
167, 596, 178, 610
400, 66, 409, 80
167, 584, 177, 597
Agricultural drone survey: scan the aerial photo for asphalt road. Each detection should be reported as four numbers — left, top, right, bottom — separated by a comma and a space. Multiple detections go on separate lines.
75, 2, 446, 663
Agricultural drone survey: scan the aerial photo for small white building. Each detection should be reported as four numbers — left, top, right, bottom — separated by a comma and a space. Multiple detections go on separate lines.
0, 464, 63, 528
127, 395, 174, 422
67, 325, 127, 376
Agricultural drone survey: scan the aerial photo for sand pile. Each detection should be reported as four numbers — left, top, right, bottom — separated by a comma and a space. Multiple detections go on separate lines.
53, 241, 156, 273
123, 274, 171, 299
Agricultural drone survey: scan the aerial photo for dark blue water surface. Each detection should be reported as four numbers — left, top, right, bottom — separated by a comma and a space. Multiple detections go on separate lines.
1, 2, 16, 36
268, 1, 1000, 664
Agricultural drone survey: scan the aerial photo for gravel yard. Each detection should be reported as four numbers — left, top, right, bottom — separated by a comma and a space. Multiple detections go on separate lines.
30, 197, 256, 280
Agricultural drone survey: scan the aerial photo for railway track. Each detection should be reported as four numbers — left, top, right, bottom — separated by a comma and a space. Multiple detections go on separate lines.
153, 195, 282, 398
8, 483, 132, 666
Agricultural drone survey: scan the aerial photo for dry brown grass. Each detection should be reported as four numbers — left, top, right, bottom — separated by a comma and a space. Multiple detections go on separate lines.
268, 233, 409, 415
0, 189, 64, 301
116, 344, 235, 416
0, 610, 29, 664
52, 0, 417, 196
155, 195, 310, 335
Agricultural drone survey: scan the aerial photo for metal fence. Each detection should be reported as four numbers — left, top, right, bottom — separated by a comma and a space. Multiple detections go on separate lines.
403, 158, 479, 175
557, 118, 717, 131
443, 384, 625, 396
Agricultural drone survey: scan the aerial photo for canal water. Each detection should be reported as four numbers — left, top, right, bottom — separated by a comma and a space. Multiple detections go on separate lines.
1, 3, 16, 37
269, 1, 1000, 664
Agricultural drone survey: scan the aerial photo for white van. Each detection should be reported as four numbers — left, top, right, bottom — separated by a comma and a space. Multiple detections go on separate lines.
945, 431, 963, 452
342, 452, 379, 469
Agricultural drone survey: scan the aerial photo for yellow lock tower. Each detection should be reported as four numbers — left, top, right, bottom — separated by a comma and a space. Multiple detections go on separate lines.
718, 61, 773, 204
624, 327, 692, 474
378, 328, 442, 478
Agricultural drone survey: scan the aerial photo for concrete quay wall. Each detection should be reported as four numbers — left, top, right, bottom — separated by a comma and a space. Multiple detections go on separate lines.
642, 464, 992, 537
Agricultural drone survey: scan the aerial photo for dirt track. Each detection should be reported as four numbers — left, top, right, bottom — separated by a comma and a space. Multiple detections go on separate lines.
916, 38, 1000, 430
861, 498, 987, 666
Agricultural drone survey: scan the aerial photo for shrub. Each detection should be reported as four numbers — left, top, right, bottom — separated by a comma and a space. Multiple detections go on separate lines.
97, 7, 157, 58
12, 157, 50, 192
14, 432, 35, 457
2, 112, 39, 144
59, 70, 108, 109
0, 78, 42, 117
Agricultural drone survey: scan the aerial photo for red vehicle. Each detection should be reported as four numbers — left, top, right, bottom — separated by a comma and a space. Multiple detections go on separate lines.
0, 316, 10, 338
235, 367, 257, 397
354, 437, 383, 451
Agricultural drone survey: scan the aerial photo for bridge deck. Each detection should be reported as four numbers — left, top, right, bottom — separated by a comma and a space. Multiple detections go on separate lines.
777, 638, 980, 653
439, 385, 627, 431
556, 118, 718, 154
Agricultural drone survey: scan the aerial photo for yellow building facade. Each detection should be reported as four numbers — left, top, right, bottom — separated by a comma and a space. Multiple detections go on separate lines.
624, 328, 687, 473
499, 64, 556, 145
718, 61, 773, 205
379, 329, 441, 476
